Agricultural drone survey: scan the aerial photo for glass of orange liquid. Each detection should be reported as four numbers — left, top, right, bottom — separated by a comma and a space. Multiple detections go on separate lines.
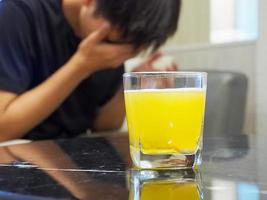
128, 169, 203, 200
123, 72, 207, 169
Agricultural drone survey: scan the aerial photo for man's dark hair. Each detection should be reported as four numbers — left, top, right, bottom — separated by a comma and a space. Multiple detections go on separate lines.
95, 0, 182, 50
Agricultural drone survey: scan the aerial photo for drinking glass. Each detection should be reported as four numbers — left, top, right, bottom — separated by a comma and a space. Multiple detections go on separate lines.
124, 72, 207, 169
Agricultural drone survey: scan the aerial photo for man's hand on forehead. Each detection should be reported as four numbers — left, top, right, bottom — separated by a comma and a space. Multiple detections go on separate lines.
68, 23, 141, 74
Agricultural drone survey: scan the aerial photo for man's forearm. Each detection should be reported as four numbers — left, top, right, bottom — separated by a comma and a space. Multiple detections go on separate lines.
0, 62, 90, 141
93, 86, 125, 132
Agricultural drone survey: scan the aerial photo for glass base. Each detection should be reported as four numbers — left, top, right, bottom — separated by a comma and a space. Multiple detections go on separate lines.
131, 146, 202, 169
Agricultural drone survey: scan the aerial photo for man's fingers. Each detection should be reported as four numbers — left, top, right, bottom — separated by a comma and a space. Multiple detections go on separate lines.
146, 52, 162, 65
95, 42, 137, 67
106, 43, 135, 53
81, 23, 111, 48
171, 62, 178, 71
165, 62, 178, 71
99, 44, 137, 61
91, 23, 111, 43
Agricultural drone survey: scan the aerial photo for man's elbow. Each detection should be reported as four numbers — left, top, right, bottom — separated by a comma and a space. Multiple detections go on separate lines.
0, 117, 26, 142
109, 118, 124, 130
93, 117, 124, 132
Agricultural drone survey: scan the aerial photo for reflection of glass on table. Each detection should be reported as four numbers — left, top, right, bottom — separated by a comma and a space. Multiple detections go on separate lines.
124, 72, 207, 169
128, 169, 203, 200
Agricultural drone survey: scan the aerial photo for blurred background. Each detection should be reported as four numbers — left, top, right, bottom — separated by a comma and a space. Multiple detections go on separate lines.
125, 0, 267, 136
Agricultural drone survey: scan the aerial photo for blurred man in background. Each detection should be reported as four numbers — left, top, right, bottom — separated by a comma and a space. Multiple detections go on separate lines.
0, 0, 181, 141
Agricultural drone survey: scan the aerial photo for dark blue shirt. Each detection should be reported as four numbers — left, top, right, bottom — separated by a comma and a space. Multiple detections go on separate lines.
0, 0, 124, 140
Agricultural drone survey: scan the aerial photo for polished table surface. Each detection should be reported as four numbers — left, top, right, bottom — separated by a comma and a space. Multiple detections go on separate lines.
0, 132, 265, 200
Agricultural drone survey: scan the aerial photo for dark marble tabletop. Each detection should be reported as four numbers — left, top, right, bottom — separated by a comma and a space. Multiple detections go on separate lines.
0, 132, 265, 200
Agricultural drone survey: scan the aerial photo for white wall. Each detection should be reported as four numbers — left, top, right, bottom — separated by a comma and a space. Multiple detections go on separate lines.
256, 0, 267, 134
167, 0, 210, 46
163, 41, 257, 134
257, 0, 267, 194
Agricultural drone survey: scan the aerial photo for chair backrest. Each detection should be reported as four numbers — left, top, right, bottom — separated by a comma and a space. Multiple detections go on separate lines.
203, 70, 248, 137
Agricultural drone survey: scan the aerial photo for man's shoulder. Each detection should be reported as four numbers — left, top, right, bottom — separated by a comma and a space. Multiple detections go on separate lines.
0, 0, 61, 16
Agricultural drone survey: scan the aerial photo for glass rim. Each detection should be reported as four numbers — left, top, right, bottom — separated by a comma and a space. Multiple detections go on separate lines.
123, 71, 207, 78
